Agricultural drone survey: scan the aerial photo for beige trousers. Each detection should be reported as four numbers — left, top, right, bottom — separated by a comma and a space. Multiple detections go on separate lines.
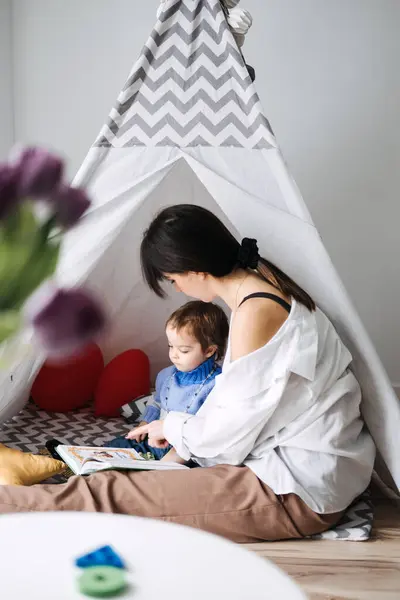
0, 465, 343, 543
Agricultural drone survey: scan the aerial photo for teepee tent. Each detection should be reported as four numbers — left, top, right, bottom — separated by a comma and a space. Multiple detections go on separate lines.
1, 0, 399, 490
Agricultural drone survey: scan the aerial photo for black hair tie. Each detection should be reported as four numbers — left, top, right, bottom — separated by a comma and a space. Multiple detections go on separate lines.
238, 238, 259, 269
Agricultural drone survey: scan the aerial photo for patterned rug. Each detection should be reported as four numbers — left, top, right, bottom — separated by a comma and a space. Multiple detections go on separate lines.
311, 490, 374, 541
0, 401, 126, 483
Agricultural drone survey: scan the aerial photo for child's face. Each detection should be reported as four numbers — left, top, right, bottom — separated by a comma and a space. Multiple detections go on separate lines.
166, 325, 214, 372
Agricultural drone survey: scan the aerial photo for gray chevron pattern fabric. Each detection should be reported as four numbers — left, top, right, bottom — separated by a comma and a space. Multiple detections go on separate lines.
311, 490, 374, 541
0, 402, 125, 454
94, 0, 273, 149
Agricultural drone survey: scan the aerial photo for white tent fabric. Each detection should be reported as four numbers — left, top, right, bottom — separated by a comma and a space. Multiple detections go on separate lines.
1, 0, 399, 490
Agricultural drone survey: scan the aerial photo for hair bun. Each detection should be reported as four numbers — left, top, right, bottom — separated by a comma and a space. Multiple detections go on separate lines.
238, 238, 259, 269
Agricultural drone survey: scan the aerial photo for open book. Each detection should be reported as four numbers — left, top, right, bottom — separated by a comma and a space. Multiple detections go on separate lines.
56, 445, 189, 475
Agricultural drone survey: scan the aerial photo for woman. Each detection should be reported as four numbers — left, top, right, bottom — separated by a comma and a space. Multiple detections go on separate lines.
0, 205, 375, 543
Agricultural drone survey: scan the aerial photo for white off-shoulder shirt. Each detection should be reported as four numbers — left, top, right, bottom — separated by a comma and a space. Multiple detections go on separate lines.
164, 299, 376, 514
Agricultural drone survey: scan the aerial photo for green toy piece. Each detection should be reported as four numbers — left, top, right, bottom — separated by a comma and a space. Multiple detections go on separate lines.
78, 565, 127, 597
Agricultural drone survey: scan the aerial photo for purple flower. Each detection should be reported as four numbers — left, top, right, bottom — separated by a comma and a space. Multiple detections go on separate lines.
13, 147, 64, 198
0, 164, 19, 220
52, 185, 91, 228
24, 283, 107, 358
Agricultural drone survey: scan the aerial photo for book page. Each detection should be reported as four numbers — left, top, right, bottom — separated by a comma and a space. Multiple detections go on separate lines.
63, 446, 145, 472
57, 445, 189, 474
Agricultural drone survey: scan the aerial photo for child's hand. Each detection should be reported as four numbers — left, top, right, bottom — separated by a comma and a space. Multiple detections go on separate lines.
126, 421, 148, 442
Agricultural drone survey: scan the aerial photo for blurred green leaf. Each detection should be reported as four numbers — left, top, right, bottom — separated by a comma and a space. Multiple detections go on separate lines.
0, 311, 21, 344
0, 203, 38, 244
0, 243, 34, 292
0, 204, 40, 294
0, 204, 60, 311
1, 240, 60, 311
15, 242, 60, 310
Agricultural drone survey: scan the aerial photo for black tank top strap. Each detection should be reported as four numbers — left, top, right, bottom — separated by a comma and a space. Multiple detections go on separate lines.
238, 292, 291, 313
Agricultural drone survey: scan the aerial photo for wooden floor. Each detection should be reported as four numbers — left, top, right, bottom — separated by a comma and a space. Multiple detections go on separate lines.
246, 494, 400, 599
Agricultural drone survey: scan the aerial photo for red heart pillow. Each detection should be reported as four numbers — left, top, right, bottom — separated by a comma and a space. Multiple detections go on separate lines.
95, 349, 150, 417
31, 343, 104, 412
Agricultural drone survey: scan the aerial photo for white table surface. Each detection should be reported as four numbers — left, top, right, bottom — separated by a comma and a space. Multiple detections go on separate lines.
0, 512, 307, 599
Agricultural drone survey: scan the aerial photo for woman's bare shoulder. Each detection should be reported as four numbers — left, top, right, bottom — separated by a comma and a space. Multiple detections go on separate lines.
230, 298, 289, 361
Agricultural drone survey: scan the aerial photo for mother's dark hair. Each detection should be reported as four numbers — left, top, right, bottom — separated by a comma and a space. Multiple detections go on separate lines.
140, 204, 315, 311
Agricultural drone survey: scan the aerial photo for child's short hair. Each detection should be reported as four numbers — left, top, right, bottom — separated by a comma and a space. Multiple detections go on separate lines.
166, 301, 229, 360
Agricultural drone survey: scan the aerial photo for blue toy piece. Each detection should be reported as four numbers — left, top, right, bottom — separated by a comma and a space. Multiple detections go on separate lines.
76, 545, 125, 570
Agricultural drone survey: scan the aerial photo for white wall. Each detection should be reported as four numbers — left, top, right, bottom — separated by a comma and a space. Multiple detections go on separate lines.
12, 0, 153, 177
0, 0, 14, 158
244, 0, 400, 388
11, 0, 400, 384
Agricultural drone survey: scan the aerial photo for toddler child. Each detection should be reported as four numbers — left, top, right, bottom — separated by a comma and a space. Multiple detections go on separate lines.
104, 300, 229, 461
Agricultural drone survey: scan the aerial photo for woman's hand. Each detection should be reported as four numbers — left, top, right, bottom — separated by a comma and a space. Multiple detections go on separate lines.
131, 420, 169, 449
